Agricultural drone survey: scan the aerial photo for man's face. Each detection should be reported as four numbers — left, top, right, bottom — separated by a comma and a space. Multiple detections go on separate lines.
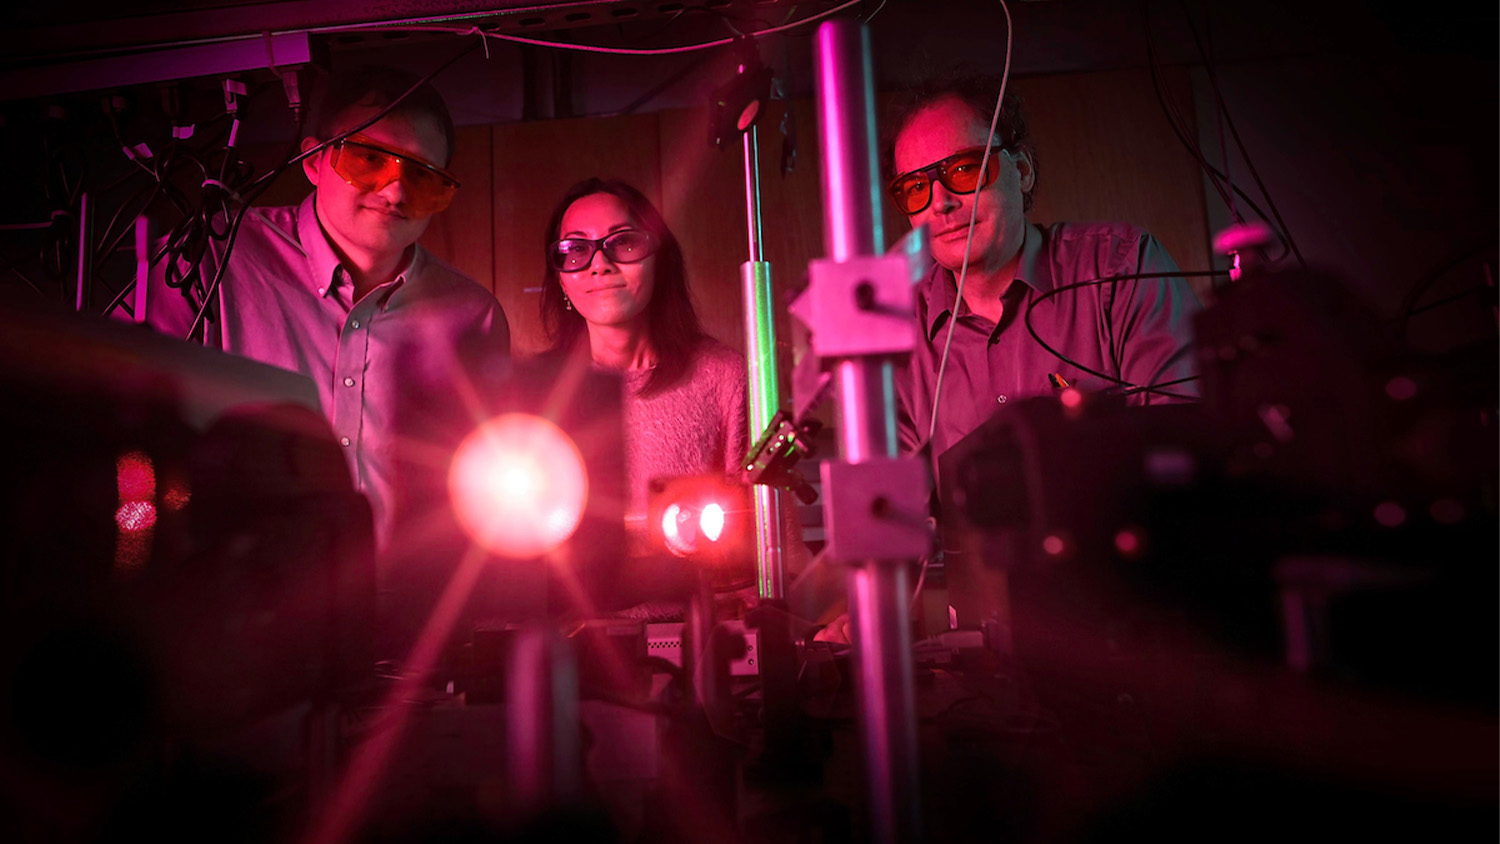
892, 96, 1034, 274
302, 107, 450, 261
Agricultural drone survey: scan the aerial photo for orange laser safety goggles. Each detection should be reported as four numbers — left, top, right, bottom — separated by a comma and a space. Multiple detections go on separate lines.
887, 146, 1001, 215
329, 134, 460, 217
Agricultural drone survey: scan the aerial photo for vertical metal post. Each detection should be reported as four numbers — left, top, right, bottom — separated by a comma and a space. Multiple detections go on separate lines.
741, 124, 804, 765
815, 20, 922, 844
741, 125, 787, 600
743, 125, 766, 265
506, 625, 581, 815
74, 192, 92, 313
133, 214, 152, 323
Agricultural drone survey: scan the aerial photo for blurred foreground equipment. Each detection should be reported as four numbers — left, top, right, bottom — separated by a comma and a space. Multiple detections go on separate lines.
935, 262, 1497, 839
0, 301, 374, 843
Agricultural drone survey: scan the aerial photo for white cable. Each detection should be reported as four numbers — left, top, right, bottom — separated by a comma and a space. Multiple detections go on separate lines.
386, 0, 865, 57
35, 0, 872, 67
926, 0, 1013, 446
471, 0, 868, 56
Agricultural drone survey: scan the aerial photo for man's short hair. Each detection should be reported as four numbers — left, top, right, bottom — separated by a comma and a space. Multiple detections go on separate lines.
309, 65, 457, 165
882, 68, 1038, 213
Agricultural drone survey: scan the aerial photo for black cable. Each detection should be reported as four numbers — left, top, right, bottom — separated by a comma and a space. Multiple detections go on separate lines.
1143, 1, 1236, 211
2, 249, 48, 299
1202, 0, 1236, 223
1177, 0, 1305, 268
101, 280, 136, 319
1121, 373, 1201, 397
93, 182, 161, 267
1397, 238, 1500, 336
1141, 0, 1297, 264
1405, 286, 1497, 318
1023, 269, 1228, 400
101, 241, 174, 319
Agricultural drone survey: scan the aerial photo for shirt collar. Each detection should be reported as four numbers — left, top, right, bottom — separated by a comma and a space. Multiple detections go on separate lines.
921, 221, 1053, 341
296, 193, 344, 298
296, 192, 422, 299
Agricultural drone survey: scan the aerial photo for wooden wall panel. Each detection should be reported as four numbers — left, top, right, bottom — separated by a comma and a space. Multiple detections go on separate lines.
490, 113, 663, 356
655, 99, 828, 400
1014, 67, 1213, 296
742, 99, 832, 373
421, 125, 494, 293
245, 143, 311, 209
654, 101, 826, 355
655, 105, 752, 351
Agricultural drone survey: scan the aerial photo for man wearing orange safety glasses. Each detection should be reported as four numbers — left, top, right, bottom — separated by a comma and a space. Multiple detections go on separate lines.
884, 69, 1203, 469
139, 65, 511, 575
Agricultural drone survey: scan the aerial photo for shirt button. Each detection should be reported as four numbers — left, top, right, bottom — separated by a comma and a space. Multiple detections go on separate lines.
996, 395, 1008, 404
351, 319, 361, 329
344, 377, 356, 387
339, 436, 351, 447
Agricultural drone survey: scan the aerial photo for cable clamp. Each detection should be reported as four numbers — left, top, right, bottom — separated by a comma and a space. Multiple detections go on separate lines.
222, 78, 248, 114
466, 26, 491, 59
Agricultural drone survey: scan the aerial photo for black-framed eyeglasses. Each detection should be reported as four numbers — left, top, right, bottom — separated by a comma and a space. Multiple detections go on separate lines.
887, 146, 1002, 215
548, 229, 659, 273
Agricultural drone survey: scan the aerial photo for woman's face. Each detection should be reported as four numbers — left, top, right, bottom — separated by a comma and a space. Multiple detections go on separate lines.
556, 192, 657, 332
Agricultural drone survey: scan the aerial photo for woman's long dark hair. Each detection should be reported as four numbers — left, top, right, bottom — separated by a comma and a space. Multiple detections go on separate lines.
540, 178, 704, 396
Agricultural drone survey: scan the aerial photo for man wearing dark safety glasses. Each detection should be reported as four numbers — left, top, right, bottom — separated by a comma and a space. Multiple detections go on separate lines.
137, 65, 511, 575
884, 69, 1202, 467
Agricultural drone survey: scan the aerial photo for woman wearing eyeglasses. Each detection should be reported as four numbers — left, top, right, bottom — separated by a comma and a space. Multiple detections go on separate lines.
540, 178, 749, 551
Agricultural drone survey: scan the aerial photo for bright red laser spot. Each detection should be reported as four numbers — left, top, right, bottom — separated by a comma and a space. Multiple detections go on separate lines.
662, 503, 689, 554
661, 501, 729, 558
163, 482, 191, 510
1060, 387, 1083, 409
700, 503, 725, 542
115, 500, 157, 532
449, 414, 588, 558
116, 451, 155, 501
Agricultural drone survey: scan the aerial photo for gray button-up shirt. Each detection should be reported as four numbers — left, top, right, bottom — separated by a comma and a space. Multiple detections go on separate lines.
143, 193, 511, 551
897, 220, 1201, 461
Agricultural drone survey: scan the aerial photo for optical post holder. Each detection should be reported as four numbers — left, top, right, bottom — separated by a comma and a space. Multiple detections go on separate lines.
742, 409, 822, 505
790, 20, 933, 844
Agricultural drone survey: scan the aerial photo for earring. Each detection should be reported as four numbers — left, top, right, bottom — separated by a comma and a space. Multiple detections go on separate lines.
564, 296, 573, 311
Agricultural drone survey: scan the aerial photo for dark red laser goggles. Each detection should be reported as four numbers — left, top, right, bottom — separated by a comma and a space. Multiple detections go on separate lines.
548, 230, 659, 273
887, 146, 1001, 215
329, 134, 460, 217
